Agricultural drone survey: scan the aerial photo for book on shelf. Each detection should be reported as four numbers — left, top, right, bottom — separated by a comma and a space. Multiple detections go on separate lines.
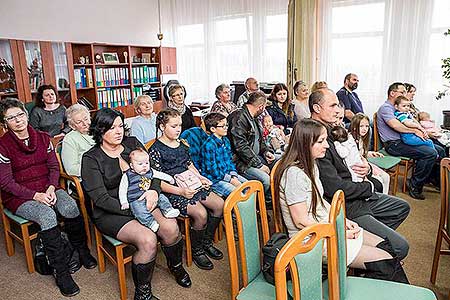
96, 67, 129, 87
77, 96, 95, 110
74, 68, 93, 88
97, 87, 132, 109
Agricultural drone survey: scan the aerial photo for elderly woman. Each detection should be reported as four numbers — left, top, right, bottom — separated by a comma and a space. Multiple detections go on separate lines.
81, 108, 191, 299
130, 95, 157, 145
168, 84, 196, 132
292, 80, 310, 119
0, 98, 96, 297
61, 104, 95, 177
210, 83, 237, 117
29, 84, 70, 138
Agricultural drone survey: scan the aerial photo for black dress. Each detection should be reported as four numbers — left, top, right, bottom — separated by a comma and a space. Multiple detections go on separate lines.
81, 136, 161, 237
149, 139, 209, 215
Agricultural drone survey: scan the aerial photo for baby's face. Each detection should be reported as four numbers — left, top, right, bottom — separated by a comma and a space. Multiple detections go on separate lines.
395, 100, 410, 113
130, 153, 150, 175
421, 113, 431, 121
263, 117, 274, 130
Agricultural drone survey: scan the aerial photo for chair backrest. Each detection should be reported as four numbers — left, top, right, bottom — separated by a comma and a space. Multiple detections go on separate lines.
270, 160, 283, 233
373, 112, 381, 151
145, 139, 156, 151
223, 180, 270, 300
440, 158, 450, 235
274, 223, 339, 300
163, 80, 187, 104
329, 190, 348, 300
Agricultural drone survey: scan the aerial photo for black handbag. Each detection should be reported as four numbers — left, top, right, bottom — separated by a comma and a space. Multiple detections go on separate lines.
34, 232, 81, 275
261, 232, 291, 285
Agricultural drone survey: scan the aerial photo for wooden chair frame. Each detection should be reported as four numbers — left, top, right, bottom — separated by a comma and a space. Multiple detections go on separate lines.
223, 180, 270, 300
270, 160, 283, 233
0, 194, 38, 273
274, 223, 339, 300
430, 158, 450, 286
373, 112, 413, 193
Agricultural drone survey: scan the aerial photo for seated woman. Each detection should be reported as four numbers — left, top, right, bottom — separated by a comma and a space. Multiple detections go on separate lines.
310, 81, 328, 93
61, 104, 95, 177
210, 83, 238, 117
273, 118, 408, 283
0, 98, 96, 297
292, 80, 310, 119
29, 84, 70, 138
81, 108, 191, 299
149, 108, 225, 270
266, 83, 297, 135
167, 84, 196, 133
130, 95, 158, 145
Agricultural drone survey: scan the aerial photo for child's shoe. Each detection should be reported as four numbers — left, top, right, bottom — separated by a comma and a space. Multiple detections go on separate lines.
162, 208, 180, 218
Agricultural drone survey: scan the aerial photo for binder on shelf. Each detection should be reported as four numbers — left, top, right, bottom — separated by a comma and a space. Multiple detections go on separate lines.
77, 96, 95, 110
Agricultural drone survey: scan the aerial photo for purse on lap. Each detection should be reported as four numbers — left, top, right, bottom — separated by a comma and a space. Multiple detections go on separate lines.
174, 170, 203, 191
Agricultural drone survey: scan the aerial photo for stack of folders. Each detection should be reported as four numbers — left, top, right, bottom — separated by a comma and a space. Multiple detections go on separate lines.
95, 67, 129, 87
97, 88, 132, 109
74, 68, 94, 88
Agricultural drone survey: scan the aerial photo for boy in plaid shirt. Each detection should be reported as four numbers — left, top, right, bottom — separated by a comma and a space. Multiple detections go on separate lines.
201, 113, 247, 197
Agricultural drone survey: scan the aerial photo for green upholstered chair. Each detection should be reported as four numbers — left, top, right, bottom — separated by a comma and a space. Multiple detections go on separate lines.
223, 180, 275, 300
328, 190, 437, 300
274, 222, 339, 300
431, 158, 450, 300
0, 193, 38, 273
367, 155, 401, 196
270, 160, 283, 233
373, 112, 414, 193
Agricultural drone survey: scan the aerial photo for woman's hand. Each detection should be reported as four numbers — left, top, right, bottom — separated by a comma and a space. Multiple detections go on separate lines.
33, 192, 53, 206
139, 190, 158, 211
45, 185, 57, 205
181, 187, 197, 199
345, 219, 361, 239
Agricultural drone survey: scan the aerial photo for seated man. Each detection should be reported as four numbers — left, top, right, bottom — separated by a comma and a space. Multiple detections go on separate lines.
377, 82, 444, 200
236, 77, 259, 108
228, 91, 275, 202
336, 73, 364, 124
310, 88, 410, 260
179, 125, 209, 171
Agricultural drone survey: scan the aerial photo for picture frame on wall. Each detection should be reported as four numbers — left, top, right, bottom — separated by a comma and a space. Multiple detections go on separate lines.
102, 52, 119, 64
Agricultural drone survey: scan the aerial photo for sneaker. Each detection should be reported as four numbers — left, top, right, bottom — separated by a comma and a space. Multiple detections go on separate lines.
149, 221, 160, 232
162, 208, 180, 218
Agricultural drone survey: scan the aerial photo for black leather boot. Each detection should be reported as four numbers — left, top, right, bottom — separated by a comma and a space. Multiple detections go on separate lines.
191, 228, 213, 270
372, 238, 409, 284
364, 259, 409, 284
40, 226, 80, 297
203, 215, 223, 260
131, 260, 160, 300
161, 238, 192, 288
65, 215, 97, 269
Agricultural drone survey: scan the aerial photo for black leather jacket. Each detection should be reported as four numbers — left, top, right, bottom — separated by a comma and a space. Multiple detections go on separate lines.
228, 106, 271, 172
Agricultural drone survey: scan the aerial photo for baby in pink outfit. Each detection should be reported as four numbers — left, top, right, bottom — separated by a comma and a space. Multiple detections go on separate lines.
418, 111, 450, 146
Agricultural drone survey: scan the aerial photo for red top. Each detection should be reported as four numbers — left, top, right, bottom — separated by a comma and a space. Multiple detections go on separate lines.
0, 126, 59, 213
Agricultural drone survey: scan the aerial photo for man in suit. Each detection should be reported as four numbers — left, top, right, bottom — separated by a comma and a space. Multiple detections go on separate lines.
310, 88, 410, 260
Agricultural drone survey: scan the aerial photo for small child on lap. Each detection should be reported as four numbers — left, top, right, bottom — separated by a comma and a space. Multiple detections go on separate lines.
201, 112, 247, 197
119, 148, 179, 232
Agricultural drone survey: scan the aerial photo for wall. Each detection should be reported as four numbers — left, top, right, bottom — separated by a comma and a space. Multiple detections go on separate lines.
0, 0, 174, 46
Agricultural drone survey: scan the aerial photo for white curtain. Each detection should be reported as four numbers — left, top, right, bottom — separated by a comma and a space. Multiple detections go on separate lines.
162, 0, 289, 104
317, 0, 450, 124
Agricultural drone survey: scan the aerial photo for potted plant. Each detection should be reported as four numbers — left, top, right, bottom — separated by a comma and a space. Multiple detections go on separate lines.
438, 29, 450, 128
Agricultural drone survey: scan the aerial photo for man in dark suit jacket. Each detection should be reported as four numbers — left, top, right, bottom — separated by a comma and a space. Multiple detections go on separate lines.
310, 88, 410, 260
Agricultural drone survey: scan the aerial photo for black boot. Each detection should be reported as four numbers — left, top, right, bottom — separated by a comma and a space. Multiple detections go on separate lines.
364, 258, 409, 284
191, 228, 213, 270
131, 260, 160, 300
203, 215, 223, 260
161, 238, 192, 288
65, 215, 97, 269
40, 227, 80, 297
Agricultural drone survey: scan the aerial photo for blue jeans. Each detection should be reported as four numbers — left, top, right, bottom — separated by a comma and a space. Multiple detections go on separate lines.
401, 133, 435, 148
211, 174, 248, 198
385, 139, 438, 190
130, 194, 173, 230
242, 166, 271, 200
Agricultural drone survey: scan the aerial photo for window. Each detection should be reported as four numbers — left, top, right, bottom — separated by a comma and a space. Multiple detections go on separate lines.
263, 14, 288, 82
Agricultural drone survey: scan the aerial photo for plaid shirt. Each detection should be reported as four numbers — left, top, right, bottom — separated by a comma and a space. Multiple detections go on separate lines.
201, 134, 238, 184
180, 127, 209, 170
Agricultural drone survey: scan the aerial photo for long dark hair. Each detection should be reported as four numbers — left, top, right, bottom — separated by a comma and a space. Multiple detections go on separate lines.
273, 118, 326, 223
270, 83, 293, 117
349, 113, 370, 157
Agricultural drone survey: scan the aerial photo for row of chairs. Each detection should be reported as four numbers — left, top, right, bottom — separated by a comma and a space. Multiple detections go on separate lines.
224, 180, 436, 300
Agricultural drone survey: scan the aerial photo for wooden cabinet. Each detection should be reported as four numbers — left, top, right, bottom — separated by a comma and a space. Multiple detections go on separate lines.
0, 39, 25, 101
160, 47, 177, 74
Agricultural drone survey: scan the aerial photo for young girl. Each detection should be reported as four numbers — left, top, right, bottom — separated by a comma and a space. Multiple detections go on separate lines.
149, 108, 225, 271
349, 113, 391, 194
266, 83, 297, 135
273, 119, 408, 283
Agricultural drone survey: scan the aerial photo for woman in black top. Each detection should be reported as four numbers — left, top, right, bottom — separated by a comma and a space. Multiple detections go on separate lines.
266, 83, 297, 134
81, 109, 191, 300
167, 84, 196, 132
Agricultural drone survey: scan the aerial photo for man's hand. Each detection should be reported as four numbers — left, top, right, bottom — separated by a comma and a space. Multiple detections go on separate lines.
351, 158, 370, 177
138, 190, 158, 211
265, 152, 275, 164
413, 129, 428, 140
